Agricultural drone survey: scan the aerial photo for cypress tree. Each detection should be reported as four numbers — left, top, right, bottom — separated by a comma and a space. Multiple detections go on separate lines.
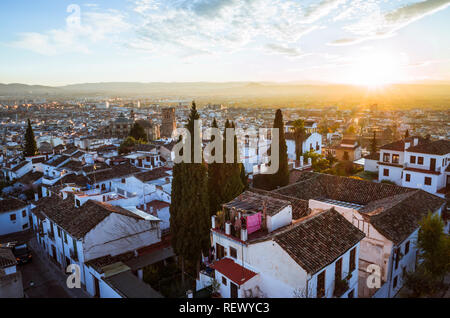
271, 109, 289, 188
23, 119, 37, 157
170, 101, 210, 281
221, 120, 244, 204
405, 129, 410, 138
208, 119, 224, 215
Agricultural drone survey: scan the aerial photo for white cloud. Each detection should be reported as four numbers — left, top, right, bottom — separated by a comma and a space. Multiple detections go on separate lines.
329, 0, 450, 45
11, 8, 130, 55
264, 43, 307, 58
129, 0, 338, 57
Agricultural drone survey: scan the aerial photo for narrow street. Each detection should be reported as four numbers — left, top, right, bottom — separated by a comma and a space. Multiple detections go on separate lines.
20, 238, 89, 298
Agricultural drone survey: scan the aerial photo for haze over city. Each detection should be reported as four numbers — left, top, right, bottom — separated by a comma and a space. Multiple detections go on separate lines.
0, 0, 449, 306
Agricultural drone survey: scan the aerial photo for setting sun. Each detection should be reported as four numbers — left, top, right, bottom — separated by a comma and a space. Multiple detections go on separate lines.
345, 51, 407, 89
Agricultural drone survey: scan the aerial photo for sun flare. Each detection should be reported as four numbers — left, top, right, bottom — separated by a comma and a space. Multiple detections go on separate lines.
345, 51, 406, 89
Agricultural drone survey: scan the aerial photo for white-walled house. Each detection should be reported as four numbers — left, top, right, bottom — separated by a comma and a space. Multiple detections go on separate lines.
0, 198, 32, 236
274, 172, 446, 298
6, 161, 33, 181
377, 137, 450, 198
0, 247, 23, 298
197, 191, 365, 298
285, 121, 322, 161
30, 195, 164, 297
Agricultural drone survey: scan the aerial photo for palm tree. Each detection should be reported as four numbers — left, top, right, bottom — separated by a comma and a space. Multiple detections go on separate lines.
293, 119, 307, 161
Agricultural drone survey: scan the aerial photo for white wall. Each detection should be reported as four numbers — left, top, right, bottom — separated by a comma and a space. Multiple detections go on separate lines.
83, 213, 159, 261
0, 206, 31, 235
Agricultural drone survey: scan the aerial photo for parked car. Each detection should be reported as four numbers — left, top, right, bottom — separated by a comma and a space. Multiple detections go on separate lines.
12, 243, 32, 264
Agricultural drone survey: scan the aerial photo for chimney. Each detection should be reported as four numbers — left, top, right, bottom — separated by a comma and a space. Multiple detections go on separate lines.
211, 215, 216, 229
34, 193, 39, 202
300, 156, 304, 167
413, 137, 418, 146
225, 222, 231, 235
241, 228, 248, 241
405, 142, 410, 150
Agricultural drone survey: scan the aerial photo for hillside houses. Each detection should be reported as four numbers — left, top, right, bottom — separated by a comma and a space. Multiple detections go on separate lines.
198, 172, 446, 298
371, 137, 450, 197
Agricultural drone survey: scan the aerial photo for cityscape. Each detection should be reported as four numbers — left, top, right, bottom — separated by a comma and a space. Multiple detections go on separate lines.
0, 0, 449, 306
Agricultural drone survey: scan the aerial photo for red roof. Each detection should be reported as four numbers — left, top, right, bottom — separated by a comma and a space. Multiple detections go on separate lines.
211, 258, 257, 286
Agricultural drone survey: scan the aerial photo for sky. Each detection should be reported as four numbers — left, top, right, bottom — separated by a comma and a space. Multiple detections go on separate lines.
0, 0, 450, 86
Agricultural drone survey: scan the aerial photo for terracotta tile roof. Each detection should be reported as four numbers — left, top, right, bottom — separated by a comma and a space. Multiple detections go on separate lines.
407, 139, 450, 155
11, 161, 29, 172
16, 171, 43, 184
0, 198, 28, 214
33, 198, 144, 239
82, 162, 110, 174
60, 160, 83, 172
275, 172, 412, 205
211, 258, 258, 286
31, 157, 46, 164
363, 190, 445, 244
223, 191, 290, 216
275, 172, 446, 245
87, 163, 140, 183
380, 136, 427, 151
249, 188, 309, 220
274, 208, 365, 275
363, 152, 379, 160
0, 247, 17, 268
46, 155, 70, 167
135, 167, 170, 182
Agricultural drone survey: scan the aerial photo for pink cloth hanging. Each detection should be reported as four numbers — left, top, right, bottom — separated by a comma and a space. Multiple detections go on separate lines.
246, 212, 262, 234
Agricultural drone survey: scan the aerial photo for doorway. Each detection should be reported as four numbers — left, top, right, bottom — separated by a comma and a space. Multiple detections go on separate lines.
230, 282, 238, 298
430, 158, 436, 171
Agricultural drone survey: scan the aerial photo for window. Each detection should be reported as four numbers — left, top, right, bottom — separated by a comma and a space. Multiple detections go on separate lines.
335, 258, 342, 282
64, 232, 68, 244
418, 157, 424, 165
424, 177, 432, 186
10, 214, 16, 221
410, 156, 416, 164
405, 174, 411, 182
317, 270, 326, 298
383, 169, 389, 177
393, 276, 398, 289
383, 153, 390, 162
395, 248, 400, 270
230, 247, 237, 259
405, 241, 410, 255
392, 154, 399, 164
348, 290, 354, 298
222, 277, 227, 286
57, 227, 61, 237
121, 178, 126, 184
22, 223, 29, 229
349, 248, 356, 273
22, 210, 27, 217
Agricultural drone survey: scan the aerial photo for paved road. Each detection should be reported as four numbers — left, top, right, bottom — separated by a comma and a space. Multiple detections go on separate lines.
21, 238, 89, 298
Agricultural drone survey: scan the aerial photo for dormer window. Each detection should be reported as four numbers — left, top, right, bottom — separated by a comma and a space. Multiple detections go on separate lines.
383, 153, 390, 163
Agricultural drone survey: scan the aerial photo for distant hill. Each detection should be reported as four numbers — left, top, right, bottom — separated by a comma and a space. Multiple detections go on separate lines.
1, 82, 450, 108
